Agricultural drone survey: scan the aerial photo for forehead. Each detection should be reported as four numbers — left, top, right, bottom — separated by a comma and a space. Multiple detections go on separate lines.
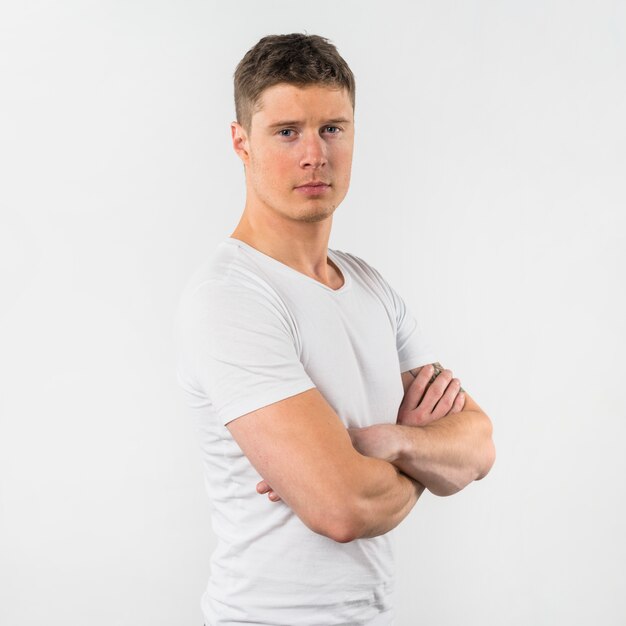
252, 83, 353, 128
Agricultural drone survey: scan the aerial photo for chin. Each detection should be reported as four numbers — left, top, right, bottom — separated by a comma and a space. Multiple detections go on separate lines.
299, 204, 337, 223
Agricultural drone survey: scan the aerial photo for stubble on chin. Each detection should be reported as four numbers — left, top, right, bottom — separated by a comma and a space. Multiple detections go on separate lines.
299, 203, 337, 223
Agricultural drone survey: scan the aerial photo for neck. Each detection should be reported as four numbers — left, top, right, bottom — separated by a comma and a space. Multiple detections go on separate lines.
230, 212, 337, 286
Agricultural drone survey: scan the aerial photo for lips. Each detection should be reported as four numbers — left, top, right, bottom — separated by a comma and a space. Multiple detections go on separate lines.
295, 181, 330, 196
296, 181, 329, 188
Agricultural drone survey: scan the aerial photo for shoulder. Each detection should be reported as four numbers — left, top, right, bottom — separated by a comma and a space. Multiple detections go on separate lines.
177, 259, 296, 352
331, 248, 373, 272
179, 242, 284, 310
330, 248, 388, 285
331, 248, 396, 305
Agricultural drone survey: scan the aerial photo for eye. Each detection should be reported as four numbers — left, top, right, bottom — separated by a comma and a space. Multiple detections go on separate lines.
324, 126, 340, 134
278, 129, 295, 137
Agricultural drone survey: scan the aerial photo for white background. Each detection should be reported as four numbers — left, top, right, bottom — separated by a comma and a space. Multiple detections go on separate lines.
1, 1, 624, 625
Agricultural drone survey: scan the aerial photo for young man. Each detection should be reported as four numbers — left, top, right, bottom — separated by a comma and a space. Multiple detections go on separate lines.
175, 33, 495, 626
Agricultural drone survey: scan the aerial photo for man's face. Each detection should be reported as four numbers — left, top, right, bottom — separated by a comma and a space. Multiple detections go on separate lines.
232, 83, 354, 224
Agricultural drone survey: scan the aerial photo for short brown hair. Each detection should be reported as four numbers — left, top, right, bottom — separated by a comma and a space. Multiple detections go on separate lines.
233, 33, 356, 134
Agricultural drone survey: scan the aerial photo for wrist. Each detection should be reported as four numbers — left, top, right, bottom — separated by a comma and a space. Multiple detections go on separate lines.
394, 424, 425, 468
382, 423, 407, 464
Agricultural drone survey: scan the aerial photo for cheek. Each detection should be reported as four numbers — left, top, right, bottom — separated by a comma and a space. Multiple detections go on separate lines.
332, 140, 353, 162
250, 150, 294, 195
255, 146, 292, 177
333, 146, 353, 179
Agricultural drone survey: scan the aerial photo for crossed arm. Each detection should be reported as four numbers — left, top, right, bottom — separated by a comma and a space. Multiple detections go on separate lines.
347, 363, 495, 496
258, 362, 495, 501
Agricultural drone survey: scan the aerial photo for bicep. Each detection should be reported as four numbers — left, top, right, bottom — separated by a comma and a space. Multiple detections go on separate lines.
226, 386, 364, 540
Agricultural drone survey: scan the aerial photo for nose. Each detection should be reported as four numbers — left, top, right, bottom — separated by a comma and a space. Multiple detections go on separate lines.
299, 132, 327, 169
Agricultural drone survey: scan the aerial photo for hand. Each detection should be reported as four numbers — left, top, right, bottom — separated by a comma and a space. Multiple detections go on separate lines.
397, 363, 465, 427
257, 363, 465, 500
256, 479, 281, 502
346, 423, 402, 463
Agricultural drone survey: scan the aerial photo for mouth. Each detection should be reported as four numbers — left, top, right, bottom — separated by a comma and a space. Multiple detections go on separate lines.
295, 181, 331, 195
296, 181, 330, 187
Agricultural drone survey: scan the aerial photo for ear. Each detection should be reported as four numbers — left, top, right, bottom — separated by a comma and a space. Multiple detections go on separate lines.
231, 121, 250, 165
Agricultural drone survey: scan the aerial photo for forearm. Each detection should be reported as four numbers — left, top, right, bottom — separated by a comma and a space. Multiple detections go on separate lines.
348, 456, 425, 541
394, 410, 495, 496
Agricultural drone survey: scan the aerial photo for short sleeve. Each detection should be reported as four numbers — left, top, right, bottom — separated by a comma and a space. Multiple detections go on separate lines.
180, 280, 316, 426
387, 282, 439, 372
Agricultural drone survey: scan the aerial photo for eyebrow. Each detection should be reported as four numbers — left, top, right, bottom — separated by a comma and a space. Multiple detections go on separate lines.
266, 118, 352, 129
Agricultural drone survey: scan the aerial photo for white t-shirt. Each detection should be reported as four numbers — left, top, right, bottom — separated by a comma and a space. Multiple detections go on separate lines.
175, 237, 437, 626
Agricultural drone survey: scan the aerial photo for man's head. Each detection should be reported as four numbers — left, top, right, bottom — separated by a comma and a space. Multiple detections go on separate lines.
231, 34, 356, 226
233, 33, 355, 136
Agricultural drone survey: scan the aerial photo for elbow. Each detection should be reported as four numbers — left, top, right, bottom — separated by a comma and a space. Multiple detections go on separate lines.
455, 431, 496, 490
429, 479, 464, 498
475, 412, 496, 481
432, 437, 497, 497
310, 502, 361, 544
476, 436, 496, 481
328, 524, 359, 544
430, 487, 459, 498
315, 516, 360, 544
327, 501, 367, 543
315, 495, 373, 543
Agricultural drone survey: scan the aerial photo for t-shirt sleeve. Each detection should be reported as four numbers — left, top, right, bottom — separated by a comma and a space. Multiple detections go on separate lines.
387, 281, 439, 372
184, 280, 316, 427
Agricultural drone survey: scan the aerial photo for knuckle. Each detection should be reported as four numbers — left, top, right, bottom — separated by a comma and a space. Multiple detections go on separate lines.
440, 399, 450, 411
415, 409, 428, 423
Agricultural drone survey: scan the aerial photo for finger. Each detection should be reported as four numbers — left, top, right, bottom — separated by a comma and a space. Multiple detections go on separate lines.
400, 364, 435, 411
268, 491, 281, 502
431, 377, 462, 420
429, 362, 445, 385
419, 368, 454, 414
257, 480, 270, 494
449, 390, 466, 414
